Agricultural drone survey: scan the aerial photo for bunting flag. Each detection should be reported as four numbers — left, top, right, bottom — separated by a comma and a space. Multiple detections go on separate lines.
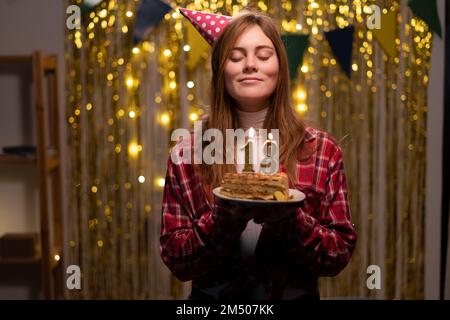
408, 0, 442, 38
133, 0, 173, 44
281, 34, 309, 81
372, 10, 397, 58
185, 21, 210, 70
324, 25, 354, 78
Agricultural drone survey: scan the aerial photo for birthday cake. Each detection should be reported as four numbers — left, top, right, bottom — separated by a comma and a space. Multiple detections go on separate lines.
219, 172, 289, 200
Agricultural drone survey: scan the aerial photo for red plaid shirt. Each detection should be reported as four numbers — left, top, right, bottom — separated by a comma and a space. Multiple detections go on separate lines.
160, 127, 357, 299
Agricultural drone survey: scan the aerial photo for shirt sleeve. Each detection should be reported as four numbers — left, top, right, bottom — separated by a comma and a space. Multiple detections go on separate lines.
281, 144, 357, 276
159, 155, 247, 282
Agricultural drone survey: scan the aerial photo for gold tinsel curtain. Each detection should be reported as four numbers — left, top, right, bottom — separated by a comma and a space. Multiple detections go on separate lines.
65, 0, 431, 299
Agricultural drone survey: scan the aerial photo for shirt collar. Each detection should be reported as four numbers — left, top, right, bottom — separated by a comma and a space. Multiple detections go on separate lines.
304, 126, 317, 142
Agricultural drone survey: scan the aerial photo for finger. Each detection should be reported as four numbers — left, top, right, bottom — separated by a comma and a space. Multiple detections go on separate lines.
254, 216, 264, 224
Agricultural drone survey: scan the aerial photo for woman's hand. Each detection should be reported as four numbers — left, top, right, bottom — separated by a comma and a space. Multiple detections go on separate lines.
253, 205, 298, 224
214, 197, 257, 224
214, 198, 298, 225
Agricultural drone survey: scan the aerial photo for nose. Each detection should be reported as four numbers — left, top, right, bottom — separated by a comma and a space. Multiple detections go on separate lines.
243, 56, 257, 73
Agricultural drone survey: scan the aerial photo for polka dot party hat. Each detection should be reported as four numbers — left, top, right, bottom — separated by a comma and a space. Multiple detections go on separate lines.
179, 8, 232, 45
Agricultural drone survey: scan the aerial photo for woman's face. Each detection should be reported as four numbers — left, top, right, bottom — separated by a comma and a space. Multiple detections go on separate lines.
224, 25, 279, 111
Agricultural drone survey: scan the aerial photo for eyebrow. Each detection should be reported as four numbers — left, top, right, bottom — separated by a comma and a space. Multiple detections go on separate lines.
231, 45, 274, 53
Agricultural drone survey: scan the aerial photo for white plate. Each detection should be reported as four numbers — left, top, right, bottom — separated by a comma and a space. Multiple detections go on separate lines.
212, 187, 305, 206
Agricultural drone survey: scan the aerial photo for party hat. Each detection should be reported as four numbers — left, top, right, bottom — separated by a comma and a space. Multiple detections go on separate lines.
179, 8, 232, 45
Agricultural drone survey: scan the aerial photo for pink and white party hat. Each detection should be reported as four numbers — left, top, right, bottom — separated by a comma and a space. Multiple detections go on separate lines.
179, 8, 232, 45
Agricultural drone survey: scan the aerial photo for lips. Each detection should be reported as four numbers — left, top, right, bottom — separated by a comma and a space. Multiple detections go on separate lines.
239, 77, 263, 83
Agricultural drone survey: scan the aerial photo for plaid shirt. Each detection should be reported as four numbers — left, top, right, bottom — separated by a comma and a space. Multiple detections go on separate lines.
160, 127, 357, 299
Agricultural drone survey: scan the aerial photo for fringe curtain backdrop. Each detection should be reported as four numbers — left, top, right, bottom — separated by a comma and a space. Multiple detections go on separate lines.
65, 0, 431, 299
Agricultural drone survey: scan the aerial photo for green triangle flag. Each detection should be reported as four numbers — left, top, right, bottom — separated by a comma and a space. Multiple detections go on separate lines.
408, 0, 442, 38
281, 34, 309, 81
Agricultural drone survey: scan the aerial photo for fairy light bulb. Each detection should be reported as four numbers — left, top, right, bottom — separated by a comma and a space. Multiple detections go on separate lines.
128, 142, 141, 157
296, 103, 308, 113
160, 112, 170, 126
156, 178, 165, 187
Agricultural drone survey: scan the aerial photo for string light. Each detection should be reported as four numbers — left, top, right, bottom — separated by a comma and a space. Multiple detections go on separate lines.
138, 176, 145, 183
128, 142, 142, 157
156, 178, 165, 188
183, 44, 191, 52
129, 110, 136, 118
296, 103, 308, 113
143, 41, 155, 53
296, 89, 306, 100
186, 81, 194, 88
132, 47, 140, 54
99, 9, 107, 18
126, 77, 134, 88
126, 10, 133, 18
160, 112, 170, 125
116, 109, 125, 117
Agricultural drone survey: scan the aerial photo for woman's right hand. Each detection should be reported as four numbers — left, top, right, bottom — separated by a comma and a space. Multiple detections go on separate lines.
214, 197, 256, 225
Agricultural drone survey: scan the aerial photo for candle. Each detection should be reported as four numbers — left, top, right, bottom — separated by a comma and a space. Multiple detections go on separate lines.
260, 132, 279, 175
243, 127, 255, 172
267, 133, 277, 157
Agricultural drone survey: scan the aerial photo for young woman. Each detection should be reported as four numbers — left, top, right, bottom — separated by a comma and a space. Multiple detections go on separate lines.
160, 10, 357, 300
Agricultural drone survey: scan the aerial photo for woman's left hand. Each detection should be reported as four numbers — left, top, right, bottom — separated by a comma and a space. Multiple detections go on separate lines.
252, 205, 298, 224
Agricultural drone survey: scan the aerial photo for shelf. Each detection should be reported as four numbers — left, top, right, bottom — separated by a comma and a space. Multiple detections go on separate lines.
0, 55, 33, 63
0, 257, 41, 265
0, 154, 37, 164
0, 154, 59, 172
0, 255, 60, 270
0, 51, 63, 299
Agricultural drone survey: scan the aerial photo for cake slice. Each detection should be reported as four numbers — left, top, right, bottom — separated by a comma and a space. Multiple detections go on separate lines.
220, 172, 289, 200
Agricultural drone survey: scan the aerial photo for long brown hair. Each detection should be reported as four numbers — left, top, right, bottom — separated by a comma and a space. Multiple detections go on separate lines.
198, 10, 309, 188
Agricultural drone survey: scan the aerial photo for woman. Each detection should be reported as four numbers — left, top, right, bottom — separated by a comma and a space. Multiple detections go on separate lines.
160, 10, 357, 300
